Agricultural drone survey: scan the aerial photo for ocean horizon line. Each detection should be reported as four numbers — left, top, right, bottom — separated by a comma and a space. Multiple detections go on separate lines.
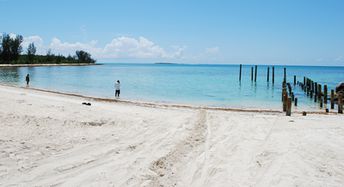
96, 62, 344, 67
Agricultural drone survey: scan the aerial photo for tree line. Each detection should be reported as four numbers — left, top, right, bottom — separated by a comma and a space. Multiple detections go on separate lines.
0, 33, 96, 64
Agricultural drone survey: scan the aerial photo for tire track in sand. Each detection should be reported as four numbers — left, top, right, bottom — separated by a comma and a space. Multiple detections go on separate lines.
146, 110, 207, 187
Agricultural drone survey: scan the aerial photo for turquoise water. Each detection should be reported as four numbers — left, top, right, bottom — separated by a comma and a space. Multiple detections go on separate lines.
0, 63, 343, 110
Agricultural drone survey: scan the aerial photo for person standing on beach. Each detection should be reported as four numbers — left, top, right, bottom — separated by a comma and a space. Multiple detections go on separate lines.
25, 74, 30, 86
115, 80, 120, 98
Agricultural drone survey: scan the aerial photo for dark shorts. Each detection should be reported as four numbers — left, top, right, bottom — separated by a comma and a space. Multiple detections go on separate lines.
115, 90, 120, 96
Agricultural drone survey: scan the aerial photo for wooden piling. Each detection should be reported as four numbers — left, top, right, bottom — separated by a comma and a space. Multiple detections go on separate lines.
318, 84, 322, 101
286, 97, 292, 116
320, 96, 323, 108
314, 82, 318, 102
330, 89, 334, 109
303, 77, 306, 87
310, 81, 314, 97
295, 97, 298, 106
307, 79, 310, 95
324, 85, 328, 104
338, 93, 343, 114
254, 65, 257, 82
251, 67, 253, 81
267, 67, 270, 82
272, 66, 275, 84
282, 83, 286, 101
293, 75, 296, 85
283, 68, 286, 83
239, 64, 242, 81
283, 92, 288, 112
282, 83, 287, 111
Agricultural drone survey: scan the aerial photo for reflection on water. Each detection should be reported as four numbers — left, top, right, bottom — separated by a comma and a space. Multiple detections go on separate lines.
0, 67, 20, 84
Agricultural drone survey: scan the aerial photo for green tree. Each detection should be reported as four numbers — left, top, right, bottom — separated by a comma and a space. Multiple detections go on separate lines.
0, 34, 12, 62
75, 50, 95, 63
11, 35, 23, 61
46, 49, 54, 62
0, 33, 23, 63
27, 42, 36, 63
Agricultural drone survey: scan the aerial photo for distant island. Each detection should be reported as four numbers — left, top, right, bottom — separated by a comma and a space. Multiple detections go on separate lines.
155, 62, 177, 65
0, 33, 96, 65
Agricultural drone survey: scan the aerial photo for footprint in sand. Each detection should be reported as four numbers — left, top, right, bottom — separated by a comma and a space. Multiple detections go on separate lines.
16, 100, 25, 104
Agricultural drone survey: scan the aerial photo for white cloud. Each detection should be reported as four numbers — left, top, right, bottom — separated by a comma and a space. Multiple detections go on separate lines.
103, 36, 168, 58
49, 38, 101, 56
23, 35, 44, 47
22, 35, 45, 53
21, 35, 185, 59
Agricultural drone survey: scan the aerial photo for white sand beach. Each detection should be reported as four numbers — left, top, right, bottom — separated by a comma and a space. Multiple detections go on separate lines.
0, 84, 343, 186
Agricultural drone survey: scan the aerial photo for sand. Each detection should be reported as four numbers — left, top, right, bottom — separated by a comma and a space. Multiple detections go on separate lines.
0, 85, 343, 186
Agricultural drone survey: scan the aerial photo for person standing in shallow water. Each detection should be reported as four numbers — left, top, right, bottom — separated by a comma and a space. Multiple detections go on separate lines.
115, 80, 120, 98
25, 74, 30, 86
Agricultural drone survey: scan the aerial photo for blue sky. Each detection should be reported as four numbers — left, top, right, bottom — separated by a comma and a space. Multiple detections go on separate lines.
1, 0, 344, 65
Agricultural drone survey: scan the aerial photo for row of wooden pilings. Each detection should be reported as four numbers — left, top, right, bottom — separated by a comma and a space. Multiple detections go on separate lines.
238, 64, 343, 115
297, 77, 343, 114
238, 65, 295, 115
239, 64, 275, 83
281, 68, 296, 116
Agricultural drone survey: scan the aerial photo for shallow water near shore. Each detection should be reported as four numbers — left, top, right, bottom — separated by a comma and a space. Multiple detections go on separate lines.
0, 63, 343, 110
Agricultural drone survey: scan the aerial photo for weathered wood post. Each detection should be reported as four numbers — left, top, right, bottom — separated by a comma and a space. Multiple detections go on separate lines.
254, 65, 257, 82
318, 84, 322, 101
310, 81, 313, 92
324, 85, 328, 104
283, 67, 286, 83
282, 83, 287, 111
314, 82, 318, 102
320, 96, 323, 108
330, 89, 335, 109
310, 80, 313, 99
291, 92, 295, 101
251, 66, 253, 81
283, 92, 288, 112
310, 81, 314, 98
303, 77, 306, 88
272, 66, 275, 84
338, 92, 343, 114
293, 75, 296, 85
306, 78, 309, 92
267, 67, 270, 82
306, 79, 310, 96
239, 64, 242, 81
295, 97, 298, 106
282, 82, 286, 101
286, 97, 292, 116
